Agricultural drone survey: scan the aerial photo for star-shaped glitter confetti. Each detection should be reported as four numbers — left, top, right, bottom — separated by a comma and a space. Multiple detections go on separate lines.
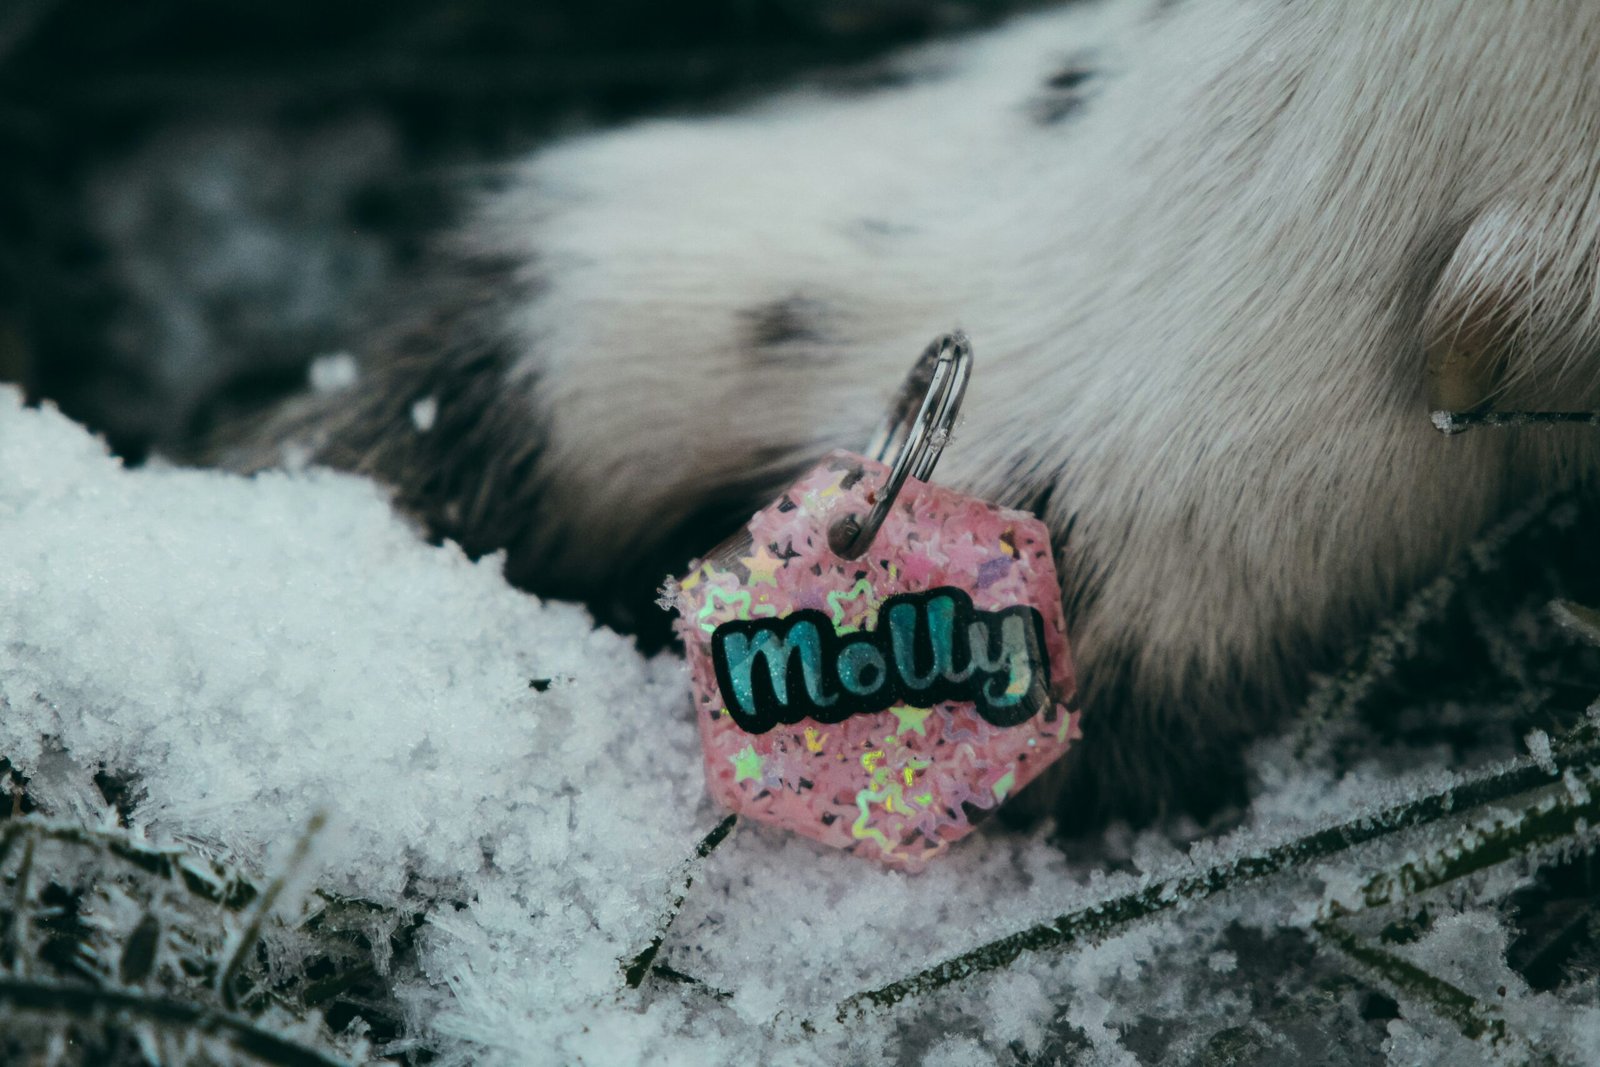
827, 578, 879, 633
939, 530, 996, 579
740, 544, 783, 587
731, 745, 764, 783
667, 449, 1079, 873
678, 563, 709, 592
801, 469, 850, 513
890, 704, 933, 737
696, 585, 752, 633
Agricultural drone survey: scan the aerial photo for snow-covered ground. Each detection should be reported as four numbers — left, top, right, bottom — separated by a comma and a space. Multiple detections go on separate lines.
2, 387, 1598, 1065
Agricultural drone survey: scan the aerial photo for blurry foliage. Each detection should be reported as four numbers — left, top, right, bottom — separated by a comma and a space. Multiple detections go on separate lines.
0, 0, 1043, 458
0, 816, 353, 1065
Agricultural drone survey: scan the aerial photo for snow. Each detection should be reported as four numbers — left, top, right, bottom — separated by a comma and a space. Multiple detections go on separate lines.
1429, 410, 1460, 435
1, 389, 702, 1060
310, 352, 361, 394
1527, 729, 1556, 775
2, 387, 1597, 1065
1398, 911, 1600, 1063
410, 396, 438, 433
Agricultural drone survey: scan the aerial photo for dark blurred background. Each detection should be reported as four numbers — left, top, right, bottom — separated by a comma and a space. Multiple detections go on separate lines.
0, 0, 1038, 463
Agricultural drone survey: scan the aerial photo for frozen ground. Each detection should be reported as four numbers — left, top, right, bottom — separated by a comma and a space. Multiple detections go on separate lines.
2, 386, 1599, 1065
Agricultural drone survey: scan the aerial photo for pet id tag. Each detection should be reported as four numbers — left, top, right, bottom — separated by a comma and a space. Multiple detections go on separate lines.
665, 333, 1080, 871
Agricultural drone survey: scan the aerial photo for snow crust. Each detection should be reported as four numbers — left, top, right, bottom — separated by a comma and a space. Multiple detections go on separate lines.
1, 389, 1595, 1065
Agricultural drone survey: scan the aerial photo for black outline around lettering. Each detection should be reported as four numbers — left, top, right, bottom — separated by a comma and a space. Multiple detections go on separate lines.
709, 586, 1052, 734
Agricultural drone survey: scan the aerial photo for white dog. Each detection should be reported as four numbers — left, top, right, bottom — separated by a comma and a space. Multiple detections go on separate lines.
233, 0, 1600, 830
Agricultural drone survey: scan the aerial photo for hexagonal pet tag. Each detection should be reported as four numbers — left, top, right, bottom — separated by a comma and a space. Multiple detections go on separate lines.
664, 334, 1079, 871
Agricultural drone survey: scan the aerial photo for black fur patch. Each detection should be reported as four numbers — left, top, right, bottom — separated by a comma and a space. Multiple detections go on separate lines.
742, 296, 831, 356
1031, 58, 1096, 125
1044, 66, 1093, 92
854, 217, 916, 238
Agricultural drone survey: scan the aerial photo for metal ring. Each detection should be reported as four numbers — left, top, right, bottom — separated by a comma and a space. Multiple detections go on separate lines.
828, 331, 972, 559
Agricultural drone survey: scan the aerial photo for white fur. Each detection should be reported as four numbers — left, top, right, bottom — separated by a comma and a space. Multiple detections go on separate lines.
265, 0, 1600, 818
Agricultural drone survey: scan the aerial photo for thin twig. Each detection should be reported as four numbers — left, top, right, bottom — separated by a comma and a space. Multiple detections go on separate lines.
622, 813, 737, 988
1314, 923, 1519, 1052
1433, 410, 1600, 435
220, 812, 327, 1011
3, 833, 35, 976
0, 819, 257, 910
822, 721, 1600, 1023
0, 977, 349, 1067
1337, 764, 1600, 916
1304, 756, 1600, 1058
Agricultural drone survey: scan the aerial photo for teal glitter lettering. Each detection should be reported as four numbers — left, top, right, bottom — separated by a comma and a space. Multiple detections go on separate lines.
710, 586, 1050, 734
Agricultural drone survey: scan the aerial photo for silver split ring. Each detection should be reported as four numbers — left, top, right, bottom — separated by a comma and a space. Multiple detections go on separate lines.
828, 331, 972, 559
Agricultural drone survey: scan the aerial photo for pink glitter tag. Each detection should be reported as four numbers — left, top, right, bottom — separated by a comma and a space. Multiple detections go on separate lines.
667, 446, 1080, 872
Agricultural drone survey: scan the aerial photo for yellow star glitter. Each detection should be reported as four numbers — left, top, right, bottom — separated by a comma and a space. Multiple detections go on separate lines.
731, 745, 764, 783
802, 470, 850, 513
890, 705, 932, 737
804, 727, 827, 753
740, 544, 782, 586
